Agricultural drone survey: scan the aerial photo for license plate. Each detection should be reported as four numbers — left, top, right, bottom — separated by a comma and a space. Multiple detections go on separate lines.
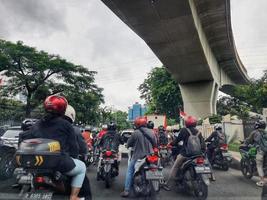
195, 166, 211, 174
23, 192, 53, 200
146, 170, 164, 180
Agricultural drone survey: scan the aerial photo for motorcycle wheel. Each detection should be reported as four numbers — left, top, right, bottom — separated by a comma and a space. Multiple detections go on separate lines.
151, 180, 160, 192
240, 158, 253, 179
105, 172, 111, 188
133, 172, 151, 197
0, 149, 16, 180
193, 174, 208, 200
221, 162, 229, 171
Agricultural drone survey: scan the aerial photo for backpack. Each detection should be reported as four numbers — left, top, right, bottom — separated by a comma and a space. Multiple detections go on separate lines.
185, 128, 202, 156
259, 130, 267, 153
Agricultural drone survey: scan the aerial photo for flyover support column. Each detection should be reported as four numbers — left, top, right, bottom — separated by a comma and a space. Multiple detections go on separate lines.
179, 81, 218, 119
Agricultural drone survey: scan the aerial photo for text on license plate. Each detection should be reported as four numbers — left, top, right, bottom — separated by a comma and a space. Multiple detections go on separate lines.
146, 170, 164, 180
23, 192, 53, 200
195, 166, 211, 174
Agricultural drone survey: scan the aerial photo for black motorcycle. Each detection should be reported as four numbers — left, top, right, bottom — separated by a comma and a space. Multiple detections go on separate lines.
175, 154, 211, 200
97, 149, 119, 188
207, 143, 232, 171
133, 152, 164, 197
15, 138, 91, 200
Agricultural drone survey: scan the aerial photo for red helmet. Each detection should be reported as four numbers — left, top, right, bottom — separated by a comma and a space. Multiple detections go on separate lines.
44, 95, 68, 114
185, 116, 197, 128
134, 117, 147, 128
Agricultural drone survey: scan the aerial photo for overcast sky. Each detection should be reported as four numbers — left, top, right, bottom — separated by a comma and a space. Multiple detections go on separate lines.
0, 0, 266, 111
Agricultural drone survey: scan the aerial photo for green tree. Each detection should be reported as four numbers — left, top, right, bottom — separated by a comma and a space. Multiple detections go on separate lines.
0, 40, 103, 119
0, 98, 25, 122
217, 96, 250, 119
233, 70, 267, 113
111, 110, 131, 131
139, 67, 183, 122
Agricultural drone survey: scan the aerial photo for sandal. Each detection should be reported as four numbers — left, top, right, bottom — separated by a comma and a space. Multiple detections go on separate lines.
256, 181, 264, 187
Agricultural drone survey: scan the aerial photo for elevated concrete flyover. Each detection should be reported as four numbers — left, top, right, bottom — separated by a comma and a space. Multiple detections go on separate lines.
101, 0, 249, 118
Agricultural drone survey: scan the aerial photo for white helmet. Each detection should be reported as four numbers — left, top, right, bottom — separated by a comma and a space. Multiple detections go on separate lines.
65, 105, 76, 123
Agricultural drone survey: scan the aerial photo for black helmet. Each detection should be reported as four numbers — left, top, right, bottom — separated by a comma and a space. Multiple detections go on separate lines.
255, 120, 266, 130
147, 121, 154, 129
107, 122, 117, 131
21, 118, 38, 131
158, 125, 165, 131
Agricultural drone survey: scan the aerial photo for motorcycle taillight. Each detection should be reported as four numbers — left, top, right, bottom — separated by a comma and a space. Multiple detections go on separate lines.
105, 151, 112, 157
147, 155, 158, 164
220, 144, 228, 151
195, 157, 204, 165
35, 176, 45, 183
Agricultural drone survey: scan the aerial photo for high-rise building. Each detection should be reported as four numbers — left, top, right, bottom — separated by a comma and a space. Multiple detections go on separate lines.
128, 102, 147, 121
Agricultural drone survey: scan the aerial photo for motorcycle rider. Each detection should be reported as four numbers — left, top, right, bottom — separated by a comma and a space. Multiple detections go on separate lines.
205, 124, 226, 163
19, 95, 86, 200
245, 120, 267, 187
21, 118, 38, 131
147, 120, 154, 130
97, 122, 123, 177
158, 125, 169, 146
120, 117, 157, 198
63, 105, 88, 163
163, 116, 206, 190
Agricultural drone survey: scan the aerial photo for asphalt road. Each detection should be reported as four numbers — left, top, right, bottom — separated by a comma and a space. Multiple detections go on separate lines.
0, 158, 262, 200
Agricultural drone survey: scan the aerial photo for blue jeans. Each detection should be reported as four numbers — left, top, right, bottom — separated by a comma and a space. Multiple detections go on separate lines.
66, 158, 86, 188
124, 159, 137, 191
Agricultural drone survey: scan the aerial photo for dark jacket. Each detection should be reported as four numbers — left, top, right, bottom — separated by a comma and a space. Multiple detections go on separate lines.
73, 126, 88, 155
158, 131, 168, 146
20, 116, 79, 172
205, 130, 226, 148
172, 127, 206, 157
99, 130, 123, 152
127, 127, 157, 161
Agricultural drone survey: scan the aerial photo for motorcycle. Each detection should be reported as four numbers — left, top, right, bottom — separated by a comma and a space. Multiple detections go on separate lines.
133, 151, 164, 197
97, 149, 119, 188
207, 143, 232, 171
175, 154, 211, 200
14, 138, 91, 200
159, 144, 172, 167
239, 144, 267, 179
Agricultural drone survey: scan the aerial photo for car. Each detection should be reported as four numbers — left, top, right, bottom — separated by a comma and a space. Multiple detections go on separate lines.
0, 126, 21, 180
119, 129, 134, 155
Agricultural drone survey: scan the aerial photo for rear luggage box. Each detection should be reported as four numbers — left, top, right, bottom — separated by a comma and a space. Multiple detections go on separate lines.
16, 138, 61, 169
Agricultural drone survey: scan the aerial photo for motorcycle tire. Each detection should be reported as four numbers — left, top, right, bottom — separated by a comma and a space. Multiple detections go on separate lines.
151, 180, 160, 192
240, 158, 253, 179
222, 163, 229, 171
105, 172, 111, 188
133, 172, 151, 197
0, 149, 16, 180
193, 174, 208, 200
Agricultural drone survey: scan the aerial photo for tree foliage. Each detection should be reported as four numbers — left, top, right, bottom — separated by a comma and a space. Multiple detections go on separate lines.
0, 40, 103, 122
233, 70, 267, 114
217, 96, 250, 119
0, 98, 25, 122
139, 67, 183, 122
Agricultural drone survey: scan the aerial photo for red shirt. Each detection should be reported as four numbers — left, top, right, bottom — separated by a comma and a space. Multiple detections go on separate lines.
98, 130, 107, 140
